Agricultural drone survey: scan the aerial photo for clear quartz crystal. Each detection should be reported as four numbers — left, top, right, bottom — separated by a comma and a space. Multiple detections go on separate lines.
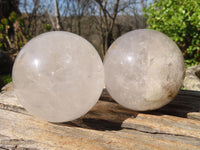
12, 31, 104, 122
104, 29, 185, 111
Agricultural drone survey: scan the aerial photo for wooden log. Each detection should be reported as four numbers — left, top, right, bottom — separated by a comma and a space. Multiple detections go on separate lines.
188, 112, 200, 121
0, 83, 200, 149
121, 114, 200, 138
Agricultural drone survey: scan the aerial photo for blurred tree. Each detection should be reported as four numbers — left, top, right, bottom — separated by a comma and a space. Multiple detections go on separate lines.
72, 0, 91, 35
54, 0, 63, 30
144, 0, 200, 67
0, 0, 23, 77
0, 0, 27, 55
0, 0, 21, 49
0, 0, 149, 57
93, 0, 133, 57
0, 0, 20, 18
61, 0, 91, 34
22, 0, 45, 36
45, 0, 63, 30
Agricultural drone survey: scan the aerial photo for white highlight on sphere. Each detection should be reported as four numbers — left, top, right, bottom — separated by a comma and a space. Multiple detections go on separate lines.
104, 29, 185, 111
12, 31, 104, 122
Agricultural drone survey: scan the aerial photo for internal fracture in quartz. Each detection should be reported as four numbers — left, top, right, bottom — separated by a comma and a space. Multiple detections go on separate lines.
12, 31, 105, 122
104, 29, 185, 111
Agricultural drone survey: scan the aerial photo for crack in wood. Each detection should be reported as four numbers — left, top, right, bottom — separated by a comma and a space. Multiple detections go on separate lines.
122, 126, 200, 140
0, 103, 28, 115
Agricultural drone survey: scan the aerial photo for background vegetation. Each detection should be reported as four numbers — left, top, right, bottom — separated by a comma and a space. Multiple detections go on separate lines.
144, 0, 200, 67
0, 0, 199, 87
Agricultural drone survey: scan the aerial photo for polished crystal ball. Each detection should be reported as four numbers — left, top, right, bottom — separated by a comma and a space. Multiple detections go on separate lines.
12, 31, 104, 122
104, 29, 185, 111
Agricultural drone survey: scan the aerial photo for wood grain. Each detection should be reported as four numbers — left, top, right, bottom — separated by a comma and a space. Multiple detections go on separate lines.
188, 112, 200, 121
0, 83, 200, 150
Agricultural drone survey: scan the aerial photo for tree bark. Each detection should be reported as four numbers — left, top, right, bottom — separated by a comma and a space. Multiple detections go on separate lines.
139, 0, 147, 28
94, 0, 120, 57
54, 0, 63, 30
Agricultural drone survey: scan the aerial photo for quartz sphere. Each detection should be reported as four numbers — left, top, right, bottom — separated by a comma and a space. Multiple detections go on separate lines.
104, 29, 185, 111
12, 31, 104, 122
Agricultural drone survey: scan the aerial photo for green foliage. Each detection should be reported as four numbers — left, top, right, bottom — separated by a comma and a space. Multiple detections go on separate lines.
1, 18, 9, 25
0, 74, 12, 85
144, 0, 200, 67
44, 24, 51, 31
9, 12, 17, 23
0, 24, 4, 32
0, 74, 12, 91
17, 17, 23, 26
0, 11, 27, 51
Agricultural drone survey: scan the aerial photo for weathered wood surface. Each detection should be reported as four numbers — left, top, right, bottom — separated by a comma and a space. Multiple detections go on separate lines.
188, 112, 200, 121
0, 83, 200, 150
